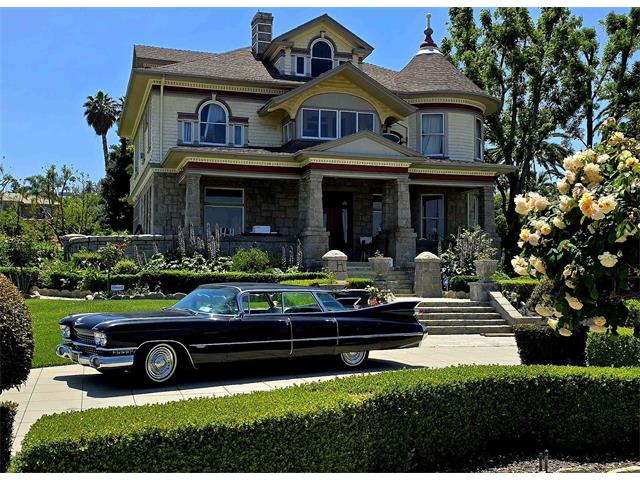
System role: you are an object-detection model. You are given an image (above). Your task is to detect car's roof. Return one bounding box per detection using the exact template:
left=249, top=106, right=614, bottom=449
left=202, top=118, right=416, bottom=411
left=197, top=283, right=330, bottom=293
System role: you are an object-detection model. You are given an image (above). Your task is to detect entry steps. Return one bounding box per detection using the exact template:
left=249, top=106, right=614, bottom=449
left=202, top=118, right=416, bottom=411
left=346, top=262, right=414, bottom=295
left=415, top=300, right=513, bottom=335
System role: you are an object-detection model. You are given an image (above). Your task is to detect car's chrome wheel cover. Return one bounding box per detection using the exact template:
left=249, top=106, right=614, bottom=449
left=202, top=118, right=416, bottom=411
left=145, top=344, right=176, bottom=382
left=341, top=351, right=366, bottom=367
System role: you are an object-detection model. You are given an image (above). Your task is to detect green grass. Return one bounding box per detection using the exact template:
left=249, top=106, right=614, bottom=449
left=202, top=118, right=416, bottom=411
left=26, top=299, right=175, bottom=368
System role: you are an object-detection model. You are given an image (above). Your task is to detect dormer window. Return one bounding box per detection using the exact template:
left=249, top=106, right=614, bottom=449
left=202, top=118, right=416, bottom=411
left=199, top=101, right=228, bottom=145
left=310, top=39, right=333, bottom=77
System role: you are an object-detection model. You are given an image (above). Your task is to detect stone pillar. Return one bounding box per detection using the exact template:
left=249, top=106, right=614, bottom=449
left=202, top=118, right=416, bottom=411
left=414, top=251, right=442, bottom=298
left=322, top=250, right=348, bottom=280
left=299, top=171, right=329, bottom=269
left=384, top=177, right=417, bottom=268
left=184, top=174, right=202, bottom=231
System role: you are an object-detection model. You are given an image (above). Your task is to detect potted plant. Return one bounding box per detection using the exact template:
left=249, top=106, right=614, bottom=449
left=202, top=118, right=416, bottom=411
left=368, top=250, right=391, bottom=278
left=474, top=252, right=499, bottom=283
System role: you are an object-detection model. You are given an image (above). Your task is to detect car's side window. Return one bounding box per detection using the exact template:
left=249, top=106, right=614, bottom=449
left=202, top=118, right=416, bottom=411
left=243, top=292, right=283, bottom=315
left=282, top=291, right=323, bottom=314
left=316, top=292, right=347, bottom=312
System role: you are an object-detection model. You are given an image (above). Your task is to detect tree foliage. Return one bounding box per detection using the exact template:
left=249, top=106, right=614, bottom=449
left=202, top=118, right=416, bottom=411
left=83, top=91, right=121, bottom=169
left=101, top=137, right=133, bottom=232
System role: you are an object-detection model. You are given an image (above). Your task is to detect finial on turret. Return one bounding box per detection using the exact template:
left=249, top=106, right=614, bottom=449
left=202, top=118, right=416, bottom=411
left=420, top=12, right=438, bottom=49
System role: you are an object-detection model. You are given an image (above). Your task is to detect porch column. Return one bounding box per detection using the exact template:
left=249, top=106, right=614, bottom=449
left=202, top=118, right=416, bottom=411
left=383, top=177, right=417, bottom=269
left=298, top=171, right=329, bottom=269
left=184, top=173, right=202, bottom=231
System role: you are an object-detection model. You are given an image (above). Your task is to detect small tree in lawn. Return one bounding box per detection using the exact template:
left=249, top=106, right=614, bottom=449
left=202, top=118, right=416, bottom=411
left=512, top=121, right=640, bottom=336
left=97, top=242, right=126, bottom=294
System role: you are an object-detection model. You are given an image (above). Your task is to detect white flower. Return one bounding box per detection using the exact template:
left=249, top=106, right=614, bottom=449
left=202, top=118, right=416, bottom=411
left=528, top=233, right=540, bottom=246
left=519, top=228, right=531, bottom=242
left=535, top=304, right=554, bottom=317
left=597, top=154, right=609, bottom=164
left=559, top=327, right=573, bottom=337
left=593, top=316, right=606, bottom=327
left=514, top=194, right=532, bottom=215
left=530, top=256, right=546, bottom=274
left=598, top=195, right=617, bottom=214
left=583, top=163, right=603, bottom=184
left=532, top=195, right=549, bottom=211
left=511, top=256, right=529, bottom=276
left=557, top=179, right=570, bottom=194
left=547, top=319, right=559, bottom=330
left=566, top=170, right=577, bottom=184
left=552, top=216, right=566, bottom=230
left=538, top=222, right=551, bottom=235
left=598, top=252, right=618, bottom=268
left=565, top=280, right=575, bottom=289
left=565, top=293, right=583, bottom=310
left=559, top=195, right=574, bottom=212
left=609, top=131, right=625, bottom=146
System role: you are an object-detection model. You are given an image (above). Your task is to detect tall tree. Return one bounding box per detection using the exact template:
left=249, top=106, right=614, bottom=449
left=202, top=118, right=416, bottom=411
left=101, top=137, right=133, bottom=232
left=570, top=8, right=640, bottom=147
left=83, top=91, right=120, bottom=169
left=441, top=7, right=588, bottom=260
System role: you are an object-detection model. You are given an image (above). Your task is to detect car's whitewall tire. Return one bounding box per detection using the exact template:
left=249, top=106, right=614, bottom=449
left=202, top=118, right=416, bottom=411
left=143, top=343, right=178, bottom=383
left=338, top=350, right=369, bottom=368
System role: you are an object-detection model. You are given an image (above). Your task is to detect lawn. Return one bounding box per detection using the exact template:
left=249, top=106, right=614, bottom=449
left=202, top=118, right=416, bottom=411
left=26, top=299, right=175, bottom=368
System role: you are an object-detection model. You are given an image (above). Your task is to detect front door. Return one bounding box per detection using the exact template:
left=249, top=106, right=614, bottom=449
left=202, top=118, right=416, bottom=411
left=323, top=192, right=353, bottom=255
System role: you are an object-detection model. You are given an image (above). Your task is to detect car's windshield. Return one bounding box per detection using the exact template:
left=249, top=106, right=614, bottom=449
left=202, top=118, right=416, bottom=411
left=172, top=287, right=239, bottom=315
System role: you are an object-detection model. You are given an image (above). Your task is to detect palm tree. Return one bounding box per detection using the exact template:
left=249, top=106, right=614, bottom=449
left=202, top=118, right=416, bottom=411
left=83, top=91, right=119, bottom=170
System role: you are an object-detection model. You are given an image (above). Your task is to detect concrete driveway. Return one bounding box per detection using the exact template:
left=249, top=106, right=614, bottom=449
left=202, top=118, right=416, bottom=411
left=2, top=334, right=519, bottom=454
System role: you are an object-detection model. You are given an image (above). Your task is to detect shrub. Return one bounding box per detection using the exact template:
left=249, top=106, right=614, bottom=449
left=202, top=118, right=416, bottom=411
left=46, top=269, right=85, bottom=291
left=71, top=251, right=102, bottom=269
left=0, top=267, right=40, bottom=293
left=279, top=278, right=336, bottom=287
left=586, top=328, right=640, bottom=367
left=10, top=366, right=640, bottom=472
left=496, top=278, right=539, bottom=305
left=514, top=324, right=587, bottom=366
left=0, top=274, right=34, bottom=392
left=440, top=226, right=498, bottom=278
left=82, top=274, right=140, bottom=292
left=626, top=299, right=640, bottom=331
left=526, top=279, right=555, bottom=313
left=0, top=401, right=17, bottom=472
left=112, top=259, right=138, bottom=275
left=232, top=248, right=270, bottom=273
left=448, top=275, right=479, bottom=292
left=346, top=277, right=374, bottom=289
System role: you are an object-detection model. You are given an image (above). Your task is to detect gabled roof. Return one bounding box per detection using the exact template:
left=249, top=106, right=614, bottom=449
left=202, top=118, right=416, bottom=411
left=257, top=62, right=416, bottom=121
left=299, top=130, right=423, bottom=158
left=263, top=14, right=374, bottom=59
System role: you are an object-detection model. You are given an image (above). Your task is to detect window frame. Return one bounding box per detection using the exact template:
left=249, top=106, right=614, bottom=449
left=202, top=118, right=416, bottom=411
left=203, top=186, right=245, bottom=235
left=474, top=117, right=483, bottom=161
left=301, top=107, right=339, bottom=140
left=420, top=112, right=446, bottom=158
left=420, top=193, right=445, bottom=241
left=310, top=38, right=334, bottom=77
left=198, top=101, right=229, bottom=146
left=294, top=55, right=306, bottom=76
left=181, top=121, right=194, bottom=145
left=467, top=192, right=479, bottom=227
left=233, top=124, right=244, bottom=147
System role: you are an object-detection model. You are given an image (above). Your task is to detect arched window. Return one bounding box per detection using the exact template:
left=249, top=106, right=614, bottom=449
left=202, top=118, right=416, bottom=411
left=199, top=101, right=228, bottom=145
left=311, top=39, right=333, bottom=77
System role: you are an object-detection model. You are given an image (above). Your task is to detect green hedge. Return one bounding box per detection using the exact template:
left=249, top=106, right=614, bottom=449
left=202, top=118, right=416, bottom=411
left=586, top=328, right=640, bottom=367
left=496, top=278, right=539, bottom=304
left=346, top=277, right=374, bottom=288
left=82, top=274, right=141, bottom=292
left=46, top=271, right=85, bottom=291
left=0, top=401, right=17, bottom=472
left=279, top=278, right=337, bottom=287
left=0, top=267, right=40, bottom=292
left=514, top=324, right=587, bottom=366
left=449, top=275, right=479, bottom=292
left=10, top=365, right=640, bottom=472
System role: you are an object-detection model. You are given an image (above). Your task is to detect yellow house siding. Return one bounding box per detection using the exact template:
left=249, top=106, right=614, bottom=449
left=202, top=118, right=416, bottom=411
left=290, top=23, right=354, bottom=54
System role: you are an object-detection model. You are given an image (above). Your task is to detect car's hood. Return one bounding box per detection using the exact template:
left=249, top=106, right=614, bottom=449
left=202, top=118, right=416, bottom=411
left=62, top=310, right=206, bottom=330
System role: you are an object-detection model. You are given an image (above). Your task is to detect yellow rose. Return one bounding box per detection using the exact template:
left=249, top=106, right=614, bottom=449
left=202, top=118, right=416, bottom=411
left=559, top=327, right=573, bottom=337
left=603, top=117, right=616, bottom=127
left=565, top=280, right=575, bottom=289
left=529, top=256, right=547, bottom=274
left=609, top=131, right=625, bottom=146
left=590, top=204, right=605, bottom=221
left=598, top=251, right=618, bottom=268
left=583, top=163, right=603, bottom=184
left=557, top=179, right=570, bottom=194
left=626, top=157, right=639, bottom=168
left=596, top=154, right=609, bottom=164
left=514, top=194, right=531, bottom=215
left=620, top=149, right=632, bottom=160
left=547, top=319, right=559, bottom=330
left=533, top=195, right=549, bottom=211
left=519, top=228, right=531, bottom=242
left=593, top=316, right=606, bottom=327
left=590, top=325, right=607, bottom=333
left=565, top=170, right=577, bottom=184
left=598, top=195, right=617, bottom=214
left=579, top=192, right=594, bottom=217
left=565, top=293, right=583, bottom=310
left=559, top=195, right=574, bottom=212
left=535, top=304, right=554, bottom=317
left=552, top=216, right=566, bottom=229
left=563, top=265, right=573, bottom=278
left=528, top=233, right=540, bottom=246
left=539, top=223, right=551, bottom=235
left=511, top=256, right=529, bottom=276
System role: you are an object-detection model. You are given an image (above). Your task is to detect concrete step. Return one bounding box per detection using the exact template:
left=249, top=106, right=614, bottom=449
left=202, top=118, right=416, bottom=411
left=425, top=325, right=513, bottom=335
left=418, top=301, right=491, bottom=308
left=416, top=312, right=503, bottom=320
left=415, top=306, right=496, bottom=313
left=419, top=318, right=508, bottom=326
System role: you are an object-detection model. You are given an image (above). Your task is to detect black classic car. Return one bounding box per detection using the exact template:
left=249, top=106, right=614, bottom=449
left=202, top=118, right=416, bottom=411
left=56, top=284, right=426, bottom=384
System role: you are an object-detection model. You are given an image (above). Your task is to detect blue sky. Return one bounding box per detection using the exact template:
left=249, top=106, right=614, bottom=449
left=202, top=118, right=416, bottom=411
left=0, top=7, right=630, bottom=182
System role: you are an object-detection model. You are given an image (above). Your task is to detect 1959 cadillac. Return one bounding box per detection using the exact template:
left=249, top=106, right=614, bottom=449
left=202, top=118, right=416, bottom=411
left=56, top=283, right=426, bottom=384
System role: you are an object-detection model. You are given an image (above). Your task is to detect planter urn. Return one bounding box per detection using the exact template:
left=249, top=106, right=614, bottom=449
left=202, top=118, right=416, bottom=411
left=474, top=259, right=499, bottom=283
left=368, top=256, right=391, bottom=278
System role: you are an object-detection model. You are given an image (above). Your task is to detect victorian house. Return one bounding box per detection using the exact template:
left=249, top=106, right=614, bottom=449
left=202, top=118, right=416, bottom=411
left=119, top=12, right=512, bottom=268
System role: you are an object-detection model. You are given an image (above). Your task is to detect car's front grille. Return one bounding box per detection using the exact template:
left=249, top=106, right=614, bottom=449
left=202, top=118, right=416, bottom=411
left=73, top=330, right=97, bottom=355
left=75, top=331, right=95, bottom=345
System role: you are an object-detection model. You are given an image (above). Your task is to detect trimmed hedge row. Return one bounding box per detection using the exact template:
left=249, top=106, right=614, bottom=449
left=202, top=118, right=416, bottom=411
left=586, top=328, right=640, bottom=367
left=496, top=278, right=539, bottom=303
left=346, top=277, right=374, bottom=288
left=514, top=324, right=588, bottom=366
left=279, top=279, right=337, bottom=287
left=0, top=401, right=17, bottom=472
left=10, top=365, right=640, bottom=472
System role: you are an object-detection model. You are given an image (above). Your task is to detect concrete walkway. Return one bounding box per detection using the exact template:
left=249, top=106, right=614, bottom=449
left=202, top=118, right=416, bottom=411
left=2, top=334, right=519, bottom=454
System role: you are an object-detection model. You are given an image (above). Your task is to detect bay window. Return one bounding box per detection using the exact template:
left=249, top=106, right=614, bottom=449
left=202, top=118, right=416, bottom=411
left=302, top=108, right=376, bottom=139
left=421, top=194, right=445, bottom=241
left=204, top=188, right=244, bottom=236
left=421, top=113, right=445, bottom=157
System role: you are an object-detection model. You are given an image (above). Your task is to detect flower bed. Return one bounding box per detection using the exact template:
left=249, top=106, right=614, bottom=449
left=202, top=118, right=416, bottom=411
left=10, top=365, right=640, bottom=472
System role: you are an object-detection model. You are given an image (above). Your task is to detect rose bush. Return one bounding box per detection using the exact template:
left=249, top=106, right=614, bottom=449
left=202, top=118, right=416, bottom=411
left=511, top=123, right=640, bottom=335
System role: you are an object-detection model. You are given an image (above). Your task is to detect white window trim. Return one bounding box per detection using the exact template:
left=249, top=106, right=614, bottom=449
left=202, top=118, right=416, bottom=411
left=181, top=121, right=194, bottom=145
left=474, top=117, right=483, bottom=161
left=204, top=187, right=245, bottom=235
left=294, top=55, right=307, bottom=76
left=300, top=107, right=339, bottom=140
left=420, top=193, right=445, bottom=240
left=198, top=101, right=229, bottom=146
left=467, top=192, right=479, bottom=227
left=420, top=112, right=446, bottom=158
left=310, top=38, right=334, bottom=77
left=232, top=124, right=245, bottom=147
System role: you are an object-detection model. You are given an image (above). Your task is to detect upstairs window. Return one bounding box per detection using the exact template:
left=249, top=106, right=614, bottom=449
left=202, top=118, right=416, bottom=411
left=199, top=102, right=228, bottom=145
left=295, top=56, right=306, bottom=76
left=340, top=111, right=375, bottom=137
left=475, top=118, right=483, bottom=161
left=421, top=113, right=445, bottom=157
left=311, top=39, right=333, bottom=77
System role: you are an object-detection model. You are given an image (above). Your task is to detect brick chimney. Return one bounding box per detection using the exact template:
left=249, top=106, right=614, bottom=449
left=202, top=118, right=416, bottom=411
left=251, top=12, right=273, bottom=59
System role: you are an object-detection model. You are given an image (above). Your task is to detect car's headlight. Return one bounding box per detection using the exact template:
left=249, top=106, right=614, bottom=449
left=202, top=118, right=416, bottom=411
left=60, top=325, right=71, bottom=339
left=94, top=332, right=107, bottom=347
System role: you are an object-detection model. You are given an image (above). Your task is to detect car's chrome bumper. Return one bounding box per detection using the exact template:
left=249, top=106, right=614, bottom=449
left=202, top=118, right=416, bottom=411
left=56, top=344, right=134, bottom=371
